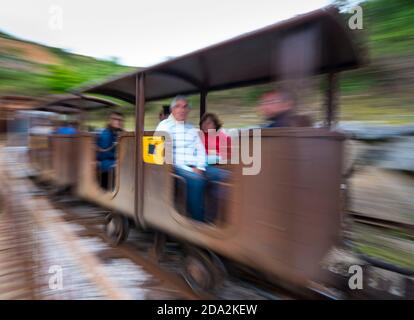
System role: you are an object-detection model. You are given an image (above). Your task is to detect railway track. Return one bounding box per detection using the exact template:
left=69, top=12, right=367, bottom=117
left=0, top=187, right=37, bottom=299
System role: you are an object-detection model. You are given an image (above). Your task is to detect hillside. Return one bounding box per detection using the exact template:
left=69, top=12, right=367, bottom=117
left=0, top=31, right=133, bottom=97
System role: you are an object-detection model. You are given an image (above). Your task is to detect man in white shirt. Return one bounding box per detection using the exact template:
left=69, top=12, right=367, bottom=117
left=155, top=95, right=229, bottom=222
left=156, top=96, right=206, bottom=173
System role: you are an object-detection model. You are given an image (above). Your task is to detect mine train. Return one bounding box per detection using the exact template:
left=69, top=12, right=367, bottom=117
left=27, top=6, right=362, bottom=294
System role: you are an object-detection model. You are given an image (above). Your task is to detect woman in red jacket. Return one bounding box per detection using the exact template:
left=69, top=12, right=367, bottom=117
left=199, top=113, right=232, bottom=164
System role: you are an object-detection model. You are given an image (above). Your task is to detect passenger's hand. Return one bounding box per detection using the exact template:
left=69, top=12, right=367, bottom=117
left=192, top=168, right=203, bottom=175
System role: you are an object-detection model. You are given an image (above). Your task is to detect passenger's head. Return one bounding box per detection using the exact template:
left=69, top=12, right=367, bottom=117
left=108, top=111, right=124, bottom=130
left=170, top=95, right=190, bottom=122
left=159, top=105, right=171, bottom=121
left=200, top=113, right=222, bottom=133
left=257, top=90, right=294, bottom=119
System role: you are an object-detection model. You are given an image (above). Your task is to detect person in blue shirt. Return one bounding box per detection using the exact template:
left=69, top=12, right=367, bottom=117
left=54, top=120, right=78, bottom=135
left=96, top=111, right=124, bottom=190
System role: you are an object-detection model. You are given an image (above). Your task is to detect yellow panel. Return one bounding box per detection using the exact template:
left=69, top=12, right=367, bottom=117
left=142, top=136, right=164, bottom=165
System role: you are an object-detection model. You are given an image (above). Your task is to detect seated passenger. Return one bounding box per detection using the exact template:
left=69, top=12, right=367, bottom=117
left=257, top=90, right=294, bottom=128
left=199, top=113, right=231, bottom=164
left=158, top=105, right=171, bottom=122
left=155, top=96, right=229, bottom=223
left=96, top=111, right=124, bottom=190
left=54, top=120, right=78, bottom=135
left=290, top=114, right=313, bottom=127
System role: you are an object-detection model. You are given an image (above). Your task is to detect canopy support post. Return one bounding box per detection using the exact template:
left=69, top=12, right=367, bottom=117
left=135, top=73, right=145, bottom=228
left=200, top=90, right=207, bottom=120
left=325, top=72, right=338, bottom=129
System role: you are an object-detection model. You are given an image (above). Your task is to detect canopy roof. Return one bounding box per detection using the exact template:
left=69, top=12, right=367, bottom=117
left=36, top=94, right=116, bottom=114
left=0, top=96, right=43, bottom=111
left=77, top=6, right=361, bottom=103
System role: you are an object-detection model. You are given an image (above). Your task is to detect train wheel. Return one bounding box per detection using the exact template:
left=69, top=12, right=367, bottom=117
left=104, top=213, right=129, bottom=245
left=148, top=232, right=166, bottom=263
left=208, top=250, right=227, bottom=285
left=182, top=247, right=226, bottom=295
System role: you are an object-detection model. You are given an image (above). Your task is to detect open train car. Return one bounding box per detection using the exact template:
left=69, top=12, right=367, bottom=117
left=28, top=94, right=116, bottom=188
left=76, top=130, right=136, bottom=217
left=72, top=6, right=362, bottom=292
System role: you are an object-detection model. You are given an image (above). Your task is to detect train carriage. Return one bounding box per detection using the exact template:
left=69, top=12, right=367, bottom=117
left=29, top=94, right=116, bottom=188
left=31, top=6, right=362, bottom=293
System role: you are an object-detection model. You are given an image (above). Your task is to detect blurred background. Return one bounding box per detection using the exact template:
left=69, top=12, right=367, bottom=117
left=0, top=0, right=413, bottom=300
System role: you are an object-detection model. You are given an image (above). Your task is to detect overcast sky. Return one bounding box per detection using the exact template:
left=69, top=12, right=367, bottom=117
left=0, top=0, right=332, bottom=67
